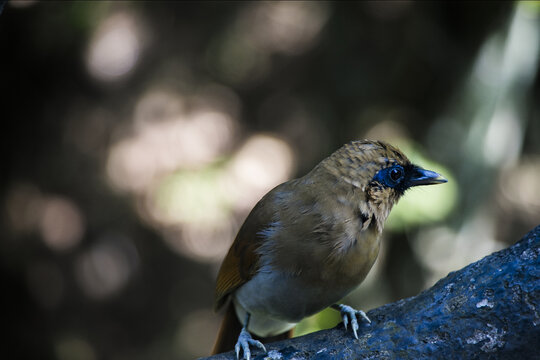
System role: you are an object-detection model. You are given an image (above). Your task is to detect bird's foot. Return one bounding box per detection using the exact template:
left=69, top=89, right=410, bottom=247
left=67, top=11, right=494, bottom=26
left=235, top=327, right=267, bottom=360
left=333, top=304, right=371, bottom=339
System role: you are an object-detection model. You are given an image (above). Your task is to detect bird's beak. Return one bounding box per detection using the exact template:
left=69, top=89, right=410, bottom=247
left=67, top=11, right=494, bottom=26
left=407, top=166, right=448, bottom=187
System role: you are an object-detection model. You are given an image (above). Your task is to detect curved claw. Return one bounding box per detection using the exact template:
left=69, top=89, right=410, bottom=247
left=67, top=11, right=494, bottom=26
left=334, top=304, right=371, bottom=340
left=235, top=327, right=267, bottom=360
left=350, top=312, right=359, bottom=339
left=357, top=309, right=371, bottom=324
left=249, top=338, right=267, bottom=352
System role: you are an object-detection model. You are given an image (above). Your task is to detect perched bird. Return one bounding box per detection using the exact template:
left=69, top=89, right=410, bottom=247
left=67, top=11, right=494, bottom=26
left=212, top=140, right=447, bottom=359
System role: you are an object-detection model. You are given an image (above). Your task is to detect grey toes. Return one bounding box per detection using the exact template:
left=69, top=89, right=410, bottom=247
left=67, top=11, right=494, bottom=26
left=235, top=328, right=267, bottom=360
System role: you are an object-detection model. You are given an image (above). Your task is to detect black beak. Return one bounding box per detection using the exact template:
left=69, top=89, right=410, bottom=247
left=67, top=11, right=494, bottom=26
left=407, top=165, right=447, bottom=187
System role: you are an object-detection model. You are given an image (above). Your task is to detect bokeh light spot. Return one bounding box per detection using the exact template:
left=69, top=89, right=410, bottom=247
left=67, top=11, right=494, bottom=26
left=499, top=157, right=540, bottom=222
left=208, top=1, right=329, bottom=85
left=39, top=196, right=85, bottom=252
left=86, top=13, right=141, bottom=81
left=107, top=89, right=237, bottom=193
left=75, top=234, right=139, bottom=299
left=153, top=168, right=229, bottom=225
left=414, top=217, right=504, bottom=288
left=224, top=134, right=295, bottom=211
left=8, top=0, right=37, bottom=9
left=248, top=1, right=331, bottom=55
left=147, top=167, right=236, bottom=262
left=483, top=108, right=522, bottom=167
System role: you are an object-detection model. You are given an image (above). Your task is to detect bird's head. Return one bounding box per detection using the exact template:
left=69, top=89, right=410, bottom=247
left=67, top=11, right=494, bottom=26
left=319, top=140, right=447, bottom=231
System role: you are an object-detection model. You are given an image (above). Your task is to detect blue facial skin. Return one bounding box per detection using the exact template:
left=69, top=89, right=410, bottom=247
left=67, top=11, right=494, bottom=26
left=372, top=164, right=447, bottom=195
left=373, top=165, right=406, bottom=188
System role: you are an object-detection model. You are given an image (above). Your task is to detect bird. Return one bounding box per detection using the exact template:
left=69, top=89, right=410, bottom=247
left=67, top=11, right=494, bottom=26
left=211, top=139, right=447, bottom=359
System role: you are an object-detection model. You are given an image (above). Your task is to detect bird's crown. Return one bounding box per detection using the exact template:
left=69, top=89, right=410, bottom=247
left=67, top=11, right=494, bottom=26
left=319, top=140, right=411, bottom=191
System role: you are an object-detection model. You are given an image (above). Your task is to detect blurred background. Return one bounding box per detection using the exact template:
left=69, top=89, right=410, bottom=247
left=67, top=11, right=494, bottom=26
left=1, top=1, right=539, bottom=359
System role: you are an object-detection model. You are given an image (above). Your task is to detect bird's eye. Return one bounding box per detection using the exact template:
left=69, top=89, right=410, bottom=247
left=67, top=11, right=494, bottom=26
left=372, top=164, right=405, bottom=188
left=390, top=167, right=403, bottom=182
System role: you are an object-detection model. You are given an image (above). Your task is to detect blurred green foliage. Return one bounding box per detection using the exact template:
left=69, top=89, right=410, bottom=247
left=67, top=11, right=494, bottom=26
left=156, top=167, right=230, bottom=224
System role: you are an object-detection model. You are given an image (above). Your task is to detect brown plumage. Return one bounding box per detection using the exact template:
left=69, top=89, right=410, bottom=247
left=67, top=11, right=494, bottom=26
left=212, top=140, right=446, bottom=358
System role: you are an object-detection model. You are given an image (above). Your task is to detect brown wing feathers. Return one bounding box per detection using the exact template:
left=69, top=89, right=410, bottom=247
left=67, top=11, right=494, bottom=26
left=213, top=232, right=261, bottom=311
left=213, top=195, right=276, bottom=311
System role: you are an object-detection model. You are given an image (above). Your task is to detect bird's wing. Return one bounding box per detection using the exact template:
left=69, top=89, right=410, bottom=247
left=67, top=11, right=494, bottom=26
left=213, top=189, right=278, bottom=311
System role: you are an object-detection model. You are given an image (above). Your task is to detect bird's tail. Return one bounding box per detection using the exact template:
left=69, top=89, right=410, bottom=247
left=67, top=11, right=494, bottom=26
left=211, top=302, right=293, bottom=355
left=212, top=302, right=243, bottom=355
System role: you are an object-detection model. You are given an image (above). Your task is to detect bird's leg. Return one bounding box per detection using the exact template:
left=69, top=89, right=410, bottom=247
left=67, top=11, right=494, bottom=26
left=332, top=304, right=371, bottom=339
left=235, top=313, right=267, bottom=360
